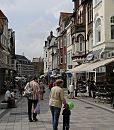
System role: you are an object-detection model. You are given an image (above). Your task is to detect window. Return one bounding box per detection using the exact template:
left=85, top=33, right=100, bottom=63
left=60, top=39, right=63, bottom=48
left=111, top=16, right=114, bottom=23
left=110, top=16, right=114, bottom=39
left=79, top=35, right=84, bottom=52
left=60, top=55, right=63, bottom=64
left=64, top=54, right=67, bottom=63
left=95, top=18, right=101, bottom=43
left=80, top=43, right=82, bottom=51
left=46, top=62, right=47, bottom=68
left=88, top=33, right=93, bottom=50
left=77, top=11, right=83, bottom=24
left=64, top=36, right=67, bottom=46
left=88, top=4, right=93, bottom=24
left=46, top=51, right=47, bottom=57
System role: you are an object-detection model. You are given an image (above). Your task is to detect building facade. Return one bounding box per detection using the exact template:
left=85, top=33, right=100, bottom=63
left=0, top=10, right=16, bottom=93
left=44, top=31, right=58, bottom=75
left=57, top=12, right=72, bottom=73
left=32, top=57, right=44, bottom=77
left=71, top=0, right=87, bottom=65
left=15, top=54, right=34, bottom=78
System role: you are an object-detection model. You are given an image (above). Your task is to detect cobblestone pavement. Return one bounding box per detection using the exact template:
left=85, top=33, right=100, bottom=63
left=0, top=88, right=114, bottom=130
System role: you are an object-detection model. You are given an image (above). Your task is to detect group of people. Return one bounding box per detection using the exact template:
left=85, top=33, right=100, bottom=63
left=24, top=77, right=71, bottom=130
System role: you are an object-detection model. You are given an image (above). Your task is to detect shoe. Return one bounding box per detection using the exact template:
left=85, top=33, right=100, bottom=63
left=29, top=119, right=33, bottom=122
left=33, top=118, right=38, bottom=122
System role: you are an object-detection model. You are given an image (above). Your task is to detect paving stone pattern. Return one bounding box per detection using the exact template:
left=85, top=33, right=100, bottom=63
left=0, top=88, right=114, bottom=130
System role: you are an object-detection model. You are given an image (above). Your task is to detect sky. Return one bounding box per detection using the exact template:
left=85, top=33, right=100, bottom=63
left=0, top=0, right=73, bottom=60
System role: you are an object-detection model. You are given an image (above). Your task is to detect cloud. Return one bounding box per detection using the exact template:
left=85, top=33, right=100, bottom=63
left=46, top=0, right=73, bottom=18
left=16, top=38, right=44, bottom=60
left=0, top=0, right=73, bottom=60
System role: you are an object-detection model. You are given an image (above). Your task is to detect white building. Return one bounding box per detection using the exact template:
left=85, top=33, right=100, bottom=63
left=43, top=31, right=58, bottom=75
left=93, top=0, right=114, bottom=59
left=43, top=41, right=49, bottom=74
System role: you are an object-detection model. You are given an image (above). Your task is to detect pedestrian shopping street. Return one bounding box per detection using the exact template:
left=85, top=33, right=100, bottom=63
left=0, top=88, right=114, bottom=130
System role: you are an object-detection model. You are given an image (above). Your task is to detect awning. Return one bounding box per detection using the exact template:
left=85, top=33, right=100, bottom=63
left=69, top=63, right=90, bottom=73
left=69, top=58, right=114, bottom=73
left=85, top=58, right=114, bottom=71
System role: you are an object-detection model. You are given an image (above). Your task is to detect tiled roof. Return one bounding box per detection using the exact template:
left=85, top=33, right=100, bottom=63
left=15, top=54, right=29, bottom=61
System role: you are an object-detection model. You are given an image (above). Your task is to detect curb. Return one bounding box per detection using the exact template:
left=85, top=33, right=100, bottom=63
left=0, top=97, right=22, bottom=119
left=76, top=98, right=114, bottom=113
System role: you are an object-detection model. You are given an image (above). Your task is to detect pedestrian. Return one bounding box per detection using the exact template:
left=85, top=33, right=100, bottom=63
left=86, top=79, right=91, bottom=96
left=49, top=79, right=66, bottom=130
left=90, top=79, right=96, bottom=98
left=68, top=83, right=75, bottom=99
left=5, top=89, right=15, bottom=108
left=39, top=82, right=45, bottom=100
left=24, top=76, right=40, bottom=122
left=62, top=104, right=71, bottom=130
left=48, top=80, right=54, bottom=91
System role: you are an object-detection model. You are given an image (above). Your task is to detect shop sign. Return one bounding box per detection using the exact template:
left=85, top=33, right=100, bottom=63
left=87, top=53, right=94, bottom=61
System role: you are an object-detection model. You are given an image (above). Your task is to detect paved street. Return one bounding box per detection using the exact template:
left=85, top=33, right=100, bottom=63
left=0, top=88, right=114, bottom=130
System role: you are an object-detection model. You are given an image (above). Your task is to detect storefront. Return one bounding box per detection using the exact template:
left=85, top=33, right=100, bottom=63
left=69, top=58, right=114, bottom=84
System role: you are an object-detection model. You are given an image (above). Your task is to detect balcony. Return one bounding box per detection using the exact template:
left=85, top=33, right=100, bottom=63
left=71, top=24, right=85, bottom=35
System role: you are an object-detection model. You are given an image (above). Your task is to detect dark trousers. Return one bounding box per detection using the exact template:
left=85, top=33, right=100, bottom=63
left=75, top=89, right=78, bottom=97
left=63, top=120, right=69, bottom=130
left=28, top=99, right=38, bottom=120
left=63, top=124, right=69, bottom=130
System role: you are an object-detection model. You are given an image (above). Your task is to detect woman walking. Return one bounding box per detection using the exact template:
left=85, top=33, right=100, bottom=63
left=49, top=79, right=66, bottom=130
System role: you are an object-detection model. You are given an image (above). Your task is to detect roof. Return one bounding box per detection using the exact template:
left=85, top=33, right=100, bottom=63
left=59, top=12, right=73, bottom=25
left=15, top=54, right=29, bottom=61
left=0, top=10, right=8, bottom=34
left=0, top=10, right=7, bottom=18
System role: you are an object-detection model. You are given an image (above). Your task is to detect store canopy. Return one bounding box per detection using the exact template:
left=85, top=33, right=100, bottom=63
left=85, top=58, right=114, bottom=71
left=69, top=63, right=90, bottom=73
left=69, top=58, right=114, bottom=73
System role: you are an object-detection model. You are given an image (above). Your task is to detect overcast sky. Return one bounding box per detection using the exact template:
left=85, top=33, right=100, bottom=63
left=0, top=0, right=73, bottom=60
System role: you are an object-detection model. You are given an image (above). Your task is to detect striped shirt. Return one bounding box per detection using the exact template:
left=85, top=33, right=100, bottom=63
left=25, top=80, right=40, bottom=100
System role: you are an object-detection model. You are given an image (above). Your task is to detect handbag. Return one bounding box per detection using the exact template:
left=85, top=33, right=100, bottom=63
left=23, top=82, right=33, bottom=98
left=23, top=89, right=33, bottom=98
left=34, top=102, right=40, bottom=114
